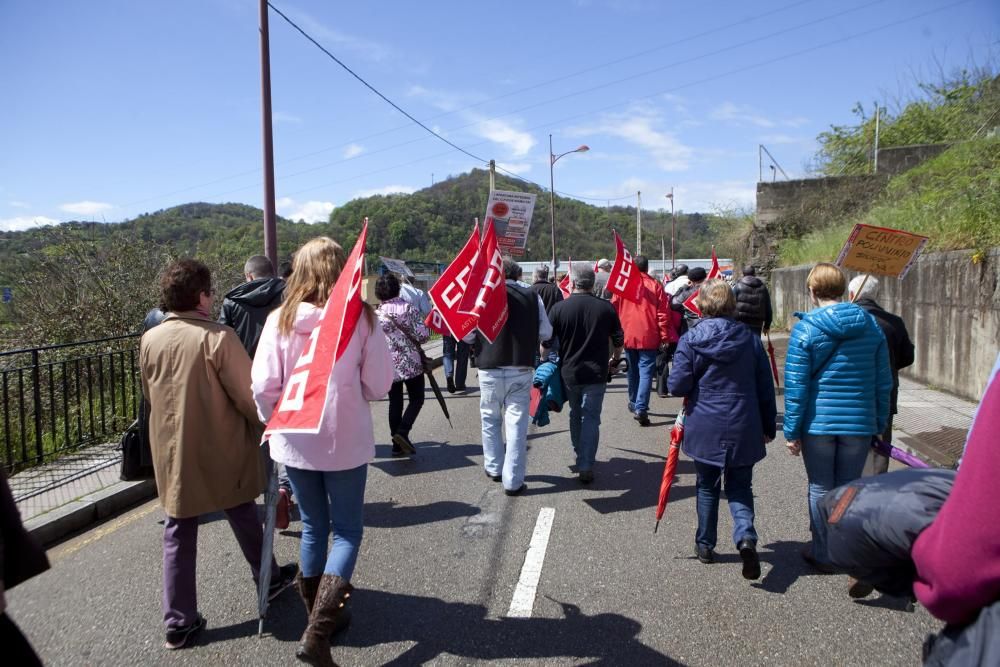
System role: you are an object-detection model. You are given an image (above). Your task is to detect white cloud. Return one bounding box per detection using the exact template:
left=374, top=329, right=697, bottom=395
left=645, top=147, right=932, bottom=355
left=281, top=8, right=391, bottom=62
left=473, top=118, right=536, bottom=157
left=572, top=105, right=693, bottom=171
left=343, top=144, right=365, bottom=159
left=273, top=111, right=302, bottom=124
left=495, top=162, right=533, bottom=176
left=276, top=197, right=335, bottom=223
left=8, top=200, right=30, bottom=209
left=0, top=215, right=60, bottom=232
left=59, top=200, right=113, bottom=216
left=710, top=102, right=776, bottom=128
left=352, top=185, right=417, bottom=199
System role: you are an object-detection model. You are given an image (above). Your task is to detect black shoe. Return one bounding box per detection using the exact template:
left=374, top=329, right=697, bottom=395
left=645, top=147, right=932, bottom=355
left=695, top=545, right=715, bottom=564
left=391, top=446, right=404, bottom=457
left=848, top=577, right=875, bottom=599
left=738, top=539, right=761, bottom=580
left=392, top=433, right=416, bottom=454
left=579, top=470, right=594, bottom=484
left=634, top=411, right=650, bottom=426
left=485, top=470, right=501, bottom=482
left=800, top=547, right=836, bottom=574
left=164, top=614, right=206, bottom=650
left=446, top=376, right=456, bottom=393
left=455, top=385, right=467, bottom=392
left=268, top=563, right=299, bottom=601
left=504, top=484, right=526, bottom=496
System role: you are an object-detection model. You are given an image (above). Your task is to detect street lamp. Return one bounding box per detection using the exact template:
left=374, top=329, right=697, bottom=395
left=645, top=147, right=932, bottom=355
left=665, top=189, right=675, bottom=269
left=549, top=134, right=589, bottom=271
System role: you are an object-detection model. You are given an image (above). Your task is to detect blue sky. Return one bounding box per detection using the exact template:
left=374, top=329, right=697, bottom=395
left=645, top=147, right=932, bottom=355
left=1, top=0, right=996, bottom=231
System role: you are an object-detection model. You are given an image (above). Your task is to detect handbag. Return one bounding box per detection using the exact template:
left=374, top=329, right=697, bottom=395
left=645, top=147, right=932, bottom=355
left=120, top=418, right=154, bottom=481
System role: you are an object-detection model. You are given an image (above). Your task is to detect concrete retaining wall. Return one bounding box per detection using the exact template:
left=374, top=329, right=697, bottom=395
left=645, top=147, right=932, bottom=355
left=770, top=248, right=1000, bottom=402
left=876, top=143, right=950, bottom=177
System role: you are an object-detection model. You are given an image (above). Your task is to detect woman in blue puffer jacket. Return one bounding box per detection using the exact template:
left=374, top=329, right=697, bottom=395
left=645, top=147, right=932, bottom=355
left=669, top=280, right=777, bottom=580
left=783, top=263, right=892, bottom=575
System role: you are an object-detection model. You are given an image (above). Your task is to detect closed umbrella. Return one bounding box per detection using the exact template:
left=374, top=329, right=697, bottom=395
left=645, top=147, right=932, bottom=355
left=871, top=437, right=929, bottom=469
left=654, top=402, right=686, bottom=533
left=765, top=333, right=780, bottom=387
left=257, top=458, right=280, bottom=636
left=425, top=364, right=453, bottom=428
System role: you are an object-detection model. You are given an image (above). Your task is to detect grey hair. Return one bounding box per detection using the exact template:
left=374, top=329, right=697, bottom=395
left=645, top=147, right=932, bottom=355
left=571, top=264, right=595, bottom=291
left=849, top=274, right=879, bottom=300
left=533, top=265, right=550, bottom=281
left=503, top=258, right=521, bottom=280
left=244, top=255, right=274, bottom=278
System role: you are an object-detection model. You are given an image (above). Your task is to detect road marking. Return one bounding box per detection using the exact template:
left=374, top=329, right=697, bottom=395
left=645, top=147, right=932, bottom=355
left=50, top=501, right=159, bottom=562
left=506, top=507, right=555, bottom=618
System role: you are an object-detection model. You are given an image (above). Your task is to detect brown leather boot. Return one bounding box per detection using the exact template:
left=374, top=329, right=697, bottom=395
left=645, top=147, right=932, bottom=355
left=296, top=574, right=353, bottom=667
left=296, top=573, right=321, bottom=614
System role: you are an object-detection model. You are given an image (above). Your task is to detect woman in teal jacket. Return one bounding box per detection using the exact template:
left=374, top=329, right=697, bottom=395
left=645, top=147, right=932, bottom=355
left=783, top=263, right=892, bottom=574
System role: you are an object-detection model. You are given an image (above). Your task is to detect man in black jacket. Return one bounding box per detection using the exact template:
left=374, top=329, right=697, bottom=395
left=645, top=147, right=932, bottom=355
left=732, top=266, right=773, bottom=337
left=849, top=274, right=916, bottom=475
left=529, top=265, right=563, bottom=313
left=547, top=264, right=624, bottom=483
left=219, top=255, right=285, bottom=358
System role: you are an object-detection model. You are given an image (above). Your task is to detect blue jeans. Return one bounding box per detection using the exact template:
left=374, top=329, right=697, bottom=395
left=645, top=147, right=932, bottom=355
left=800, top=434, right=871, bottom=563
left=564, top=382, right=606, bottom=472
left=285, top=464, right=368, bottom=580
left=442, top=336, right=470, bottom=387
left=625, top=348, right=658, bottom=414
left=693, top=461, right=757, bottom=550
left=478, top=368, right=532, bottom=490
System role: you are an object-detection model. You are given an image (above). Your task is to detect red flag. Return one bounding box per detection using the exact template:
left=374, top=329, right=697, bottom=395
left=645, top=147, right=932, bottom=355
left=682, top=289, right=702, bottom=317
left=428, top=222, right=481, bottom=340
left=424, top=309, right=449, bottom=335
left=558, top=259, right=572, bottom=299
left=465, top=219, right=508, bottom=343
left=607, top=231, right=642, bottom=303
left=265, top=221, right=368, bottom=436
left=707, top=246, right=721, bottom=280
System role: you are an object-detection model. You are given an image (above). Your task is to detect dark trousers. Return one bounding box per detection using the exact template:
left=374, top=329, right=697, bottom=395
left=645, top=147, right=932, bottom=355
left=388, top=374, right=425, bottom=439
left=443, top=336, right=470, bottom=388
left=162, top=500, right=278, bottom=630
left=693, top=461, right=757, bottom=550
left=0, top=614, right=42, bottom=667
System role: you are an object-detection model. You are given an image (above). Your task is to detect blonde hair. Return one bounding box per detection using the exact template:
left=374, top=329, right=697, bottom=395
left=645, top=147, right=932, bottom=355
left=278, top=237, right=376, bottom=336
left=806, top=262, right=846, bottom=301
left=695, top=279, right=736, bottom=318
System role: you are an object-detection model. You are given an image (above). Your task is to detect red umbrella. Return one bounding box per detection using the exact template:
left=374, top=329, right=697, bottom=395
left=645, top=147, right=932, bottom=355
left=654, top=402, right=686, bottom=533
left=765, top=332, right=780, bottom=387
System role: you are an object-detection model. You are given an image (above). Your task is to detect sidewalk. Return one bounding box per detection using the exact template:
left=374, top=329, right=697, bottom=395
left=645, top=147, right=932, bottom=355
left=768, top=333, right=972, bottom=468
left=16, top=339, right=446, bottom=544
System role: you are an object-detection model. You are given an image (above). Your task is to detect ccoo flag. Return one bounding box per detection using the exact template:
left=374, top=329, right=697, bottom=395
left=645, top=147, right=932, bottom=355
left=428, top=222, right=482, bottom=340
left=558, top=259, right=572, bottom=299
left=607, top=231, right=642, bottom=303
left=465, top=219, right=508, bottom=343
left=707, top=246, right=722, bottom=280
left=264, top=220, right=369, bottom=436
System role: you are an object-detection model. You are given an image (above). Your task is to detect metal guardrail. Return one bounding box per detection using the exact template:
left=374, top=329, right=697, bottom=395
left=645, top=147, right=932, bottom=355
left=1, top=334, right=141, bottom=487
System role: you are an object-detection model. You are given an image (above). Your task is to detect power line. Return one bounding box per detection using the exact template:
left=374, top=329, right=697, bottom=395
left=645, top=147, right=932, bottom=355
left=266, top=1, right=490, bottom=168
left=257, top=0, right=972, bottom=204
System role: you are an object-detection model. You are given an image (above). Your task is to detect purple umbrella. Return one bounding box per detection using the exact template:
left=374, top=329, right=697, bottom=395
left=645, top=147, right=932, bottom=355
left=872, top=438, right=929, bottom=469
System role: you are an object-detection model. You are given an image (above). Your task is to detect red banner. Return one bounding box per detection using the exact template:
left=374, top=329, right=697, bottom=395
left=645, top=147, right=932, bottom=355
left=558, top=259, right=572, bottom=299
left=707, top=246, right=721, bottom=280
left=683, top=289, right=702, bottom=317
left=607, top=231, right=642, bottom=303
left=428, top=222, right=481, bottom=340
left=265, top=221, right=368, bottom=436
left=424, top=309, right=450, bottom=335
left=464, top=219, right=508, bottom=343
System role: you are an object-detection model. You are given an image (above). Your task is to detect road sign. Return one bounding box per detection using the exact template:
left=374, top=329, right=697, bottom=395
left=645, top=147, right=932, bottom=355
left=485, top=190, right=536, bottom=256
left=835, top=224, right=929, bottom=279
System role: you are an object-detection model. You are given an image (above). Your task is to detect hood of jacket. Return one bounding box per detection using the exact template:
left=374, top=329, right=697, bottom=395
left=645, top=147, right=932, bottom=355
left=288, top=301, right=323, bottom=335
left=684, top=317, right=753, bottom=364
left=224, top=277, right=285, bottom=308
left=739, top=275, right=764, bottom=289
left=797, top=302, right=872, bottom=341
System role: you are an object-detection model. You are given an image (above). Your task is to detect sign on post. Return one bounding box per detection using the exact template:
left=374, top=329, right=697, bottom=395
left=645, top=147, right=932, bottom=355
left=835, top=224, right=930, bottom=279
left=485, top=190, right=536, bottom=256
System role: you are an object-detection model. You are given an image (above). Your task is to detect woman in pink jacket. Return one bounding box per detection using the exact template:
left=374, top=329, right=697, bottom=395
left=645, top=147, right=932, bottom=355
left=252, top=237, right=393, bottom=667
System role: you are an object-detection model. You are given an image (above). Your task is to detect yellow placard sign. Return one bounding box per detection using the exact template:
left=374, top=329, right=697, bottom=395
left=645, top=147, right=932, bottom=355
left=835, top=224, right=930, bottom=279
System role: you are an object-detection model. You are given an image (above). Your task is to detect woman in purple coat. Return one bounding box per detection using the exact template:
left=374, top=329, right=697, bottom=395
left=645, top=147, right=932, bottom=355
left=668, top=280, right=777, bottom=580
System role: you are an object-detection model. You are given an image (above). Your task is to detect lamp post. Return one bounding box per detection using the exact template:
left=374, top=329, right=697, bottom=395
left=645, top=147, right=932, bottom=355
left=665, top=189, right=675, bottom=269
left=549, top=134, right=589, bottom=271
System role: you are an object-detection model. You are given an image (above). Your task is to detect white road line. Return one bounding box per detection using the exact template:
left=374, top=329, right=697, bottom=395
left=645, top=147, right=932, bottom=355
left=506, top=507, right=556, bottom=618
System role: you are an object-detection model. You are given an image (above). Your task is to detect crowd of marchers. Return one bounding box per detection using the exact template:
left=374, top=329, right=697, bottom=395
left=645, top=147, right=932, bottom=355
left=3, top=236, right=997, bottom=666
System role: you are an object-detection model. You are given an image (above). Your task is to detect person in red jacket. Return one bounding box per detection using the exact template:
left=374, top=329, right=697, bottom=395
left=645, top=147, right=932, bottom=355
left=611, top=255, right=674, bottom=426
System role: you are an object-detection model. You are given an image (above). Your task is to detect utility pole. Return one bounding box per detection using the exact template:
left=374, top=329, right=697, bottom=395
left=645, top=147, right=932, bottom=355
left=489, top=159, right=496, bottom=191
left=873, top=102, right=881, bottom=174
left=259, top=0, right=277, bottom=271
left=636, top=191, right=642, bottom=255
left=666, top=188, right=675, bottom=268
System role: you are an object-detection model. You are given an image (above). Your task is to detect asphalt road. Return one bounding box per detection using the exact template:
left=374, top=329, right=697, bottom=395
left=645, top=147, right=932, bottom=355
left=9, top=367, right=939, bottom=666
